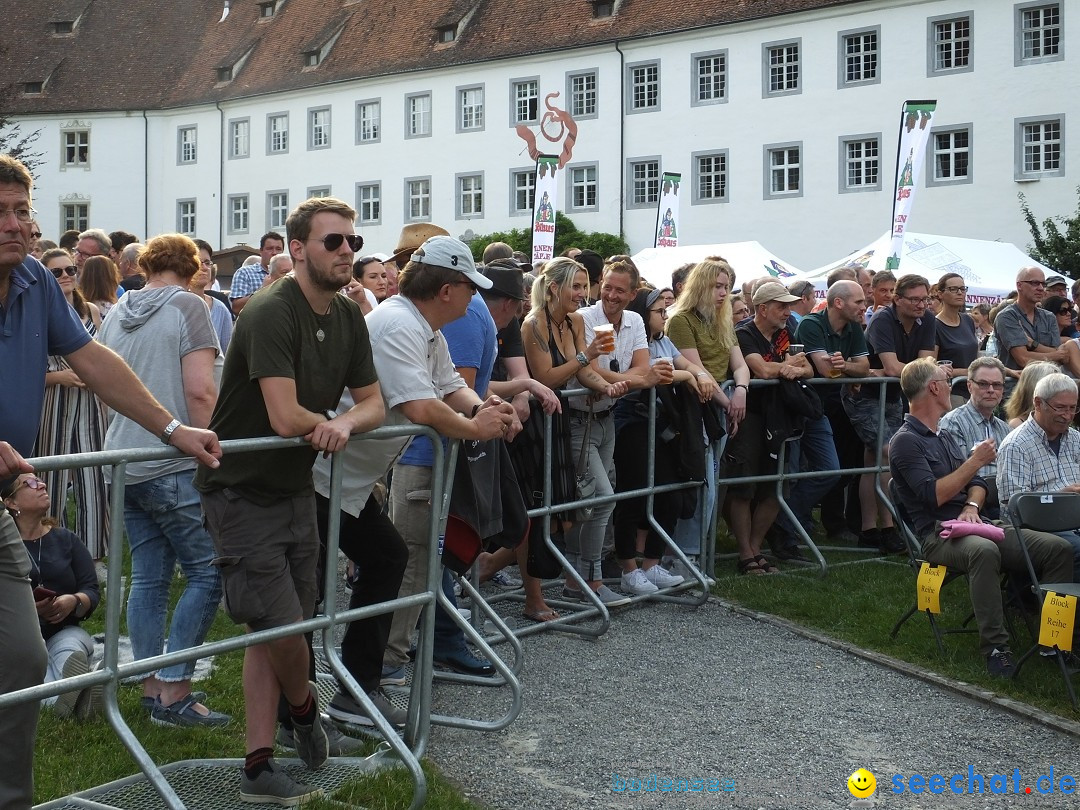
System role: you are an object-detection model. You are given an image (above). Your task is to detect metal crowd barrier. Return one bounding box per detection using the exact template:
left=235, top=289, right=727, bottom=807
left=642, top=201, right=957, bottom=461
left=0, top=423, right=520, bottom=810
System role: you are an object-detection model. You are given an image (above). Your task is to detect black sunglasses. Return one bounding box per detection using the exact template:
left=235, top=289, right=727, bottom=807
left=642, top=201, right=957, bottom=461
left=30, top=231, right=42, bottom=239
left=50, top=265, right=78, bottom=278
left=309, top=233, right=363, bottom=252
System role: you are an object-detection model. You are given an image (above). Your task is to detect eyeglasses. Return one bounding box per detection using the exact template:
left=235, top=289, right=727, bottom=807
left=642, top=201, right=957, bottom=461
left=8, top=477, right=46, bottom=497
left=450, top=280, right=478, bottom=294
left=1019, top=280, right=1046, bottom=288
left=30, top=231, right=42, bottom=239
left=648, top=308, right=668, bottom=317
left=0, top=207, right=36, bottom=224
left=943, top=285, right=968, bottom=294
left=970, top=380, right=1004, bottom=391
left=1041, top=401, right=1080, bottom=416
left=900, top=296, right=930, bottom=305
left=50, top=266, right=78, bottom=278
left=308, top=233, right=364, bottom=252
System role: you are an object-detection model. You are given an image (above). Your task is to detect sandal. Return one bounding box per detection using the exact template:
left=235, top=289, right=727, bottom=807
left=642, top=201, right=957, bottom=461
left=754, top=555, right=780, bottom=575
left=522, top=608, right=560, bottom=623
left=737, top=558, right=765, bottom=576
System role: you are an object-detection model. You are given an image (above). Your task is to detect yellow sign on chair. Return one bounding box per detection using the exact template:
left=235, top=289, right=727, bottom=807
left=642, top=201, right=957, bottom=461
left=917, top=563, right=945, bottom=614
left=1038, top=592, right=1077, bottom=651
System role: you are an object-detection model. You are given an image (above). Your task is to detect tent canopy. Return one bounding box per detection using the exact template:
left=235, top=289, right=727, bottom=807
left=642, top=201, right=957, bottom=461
left=632, top=242, right=802, bottom=292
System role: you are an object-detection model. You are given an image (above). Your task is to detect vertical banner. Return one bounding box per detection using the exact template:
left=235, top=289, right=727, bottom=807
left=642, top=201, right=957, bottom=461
left=531, top=155, right=559, bottom=264
left=654, top=172, right=681, bottom=248
left=886, top=99, right=937, bottom=270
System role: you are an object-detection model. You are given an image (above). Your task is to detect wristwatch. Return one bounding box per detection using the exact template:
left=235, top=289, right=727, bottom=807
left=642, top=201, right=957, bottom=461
left=160, top=418, right=182, bottom=445
left=576, top=351, right=589, bottom=368
left=322, top=409, right=336, bottom=421
left=965, top=501, right=981, bottom=512
left=71, top=594, right=84, bottom=618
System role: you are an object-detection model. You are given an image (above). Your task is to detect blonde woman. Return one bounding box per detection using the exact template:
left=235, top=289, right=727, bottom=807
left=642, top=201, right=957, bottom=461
left=1004, top=360, right=1059, bottom=427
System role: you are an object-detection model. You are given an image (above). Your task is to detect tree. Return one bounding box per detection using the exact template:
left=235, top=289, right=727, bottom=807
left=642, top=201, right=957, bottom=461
left=1018, top=187, right=1080, bottom=276
left=468, top=212, right=629, bottom=263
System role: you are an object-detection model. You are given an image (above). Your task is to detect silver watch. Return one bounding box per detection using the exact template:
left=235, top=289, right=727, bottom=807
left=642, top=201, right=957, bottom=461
left=576, top=351, right=589, bottom=368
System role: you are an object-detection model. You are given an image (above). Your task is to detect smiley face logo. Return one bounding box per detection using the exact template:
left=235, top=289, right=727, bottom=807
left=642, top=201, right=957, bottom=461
left=847, top=768, right=877, bottom=799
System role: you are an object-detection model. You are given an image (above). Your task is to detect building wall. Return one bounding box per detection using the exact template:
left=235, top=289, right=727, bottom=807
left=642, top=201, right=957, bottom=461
left=17, top=0, right=1078, bottom=270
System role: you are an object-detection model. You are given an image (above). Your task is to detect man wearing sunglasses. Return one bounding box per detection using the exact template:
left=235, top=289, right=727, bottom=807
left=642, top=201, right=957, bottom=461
left=195, top=196, right=384, bottom=805
left=994, top=266, right=1068, bottom=395
left=0, top=154, right=223, bottom=810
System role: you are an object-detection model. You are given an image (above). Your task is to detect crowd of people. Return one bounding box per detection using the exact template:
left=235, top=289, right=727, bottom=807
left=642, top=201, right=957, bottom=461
left=4, top=145, right=1080, bottom=806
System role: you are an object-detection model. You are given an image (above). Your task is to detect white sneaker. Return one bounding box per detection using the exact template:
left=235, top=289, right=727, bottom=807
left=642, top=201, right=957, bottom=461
left=642, top=565, right=684, bottom=588
left=619, top=568, right=659, bottom=595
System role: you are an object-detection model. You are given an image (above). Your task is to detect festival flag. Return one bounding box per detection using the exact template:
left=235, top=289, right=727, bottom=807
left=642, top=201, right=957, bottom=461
left=531, top=155, right=559, bottom=264
left=654, top=172, right=681, bottom=248
left=886, top=99, right=937, bottom=270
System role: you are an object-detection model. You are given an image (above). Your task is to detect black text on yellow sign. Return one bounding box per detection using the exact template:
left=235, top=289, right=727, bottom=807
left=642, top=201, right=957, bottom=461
left=917, top=563, right=945, bottom=614
left=1038, top=592, right=1077, bottom=651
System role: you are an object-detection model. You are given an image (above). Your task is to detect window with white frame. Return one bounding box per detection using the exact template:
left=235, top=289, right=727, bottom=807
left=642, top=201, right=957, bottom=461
left=1017, top=117, right=1064, bottom=178
left=628, top=159, right=660, bottom=207
left=356, top=100, right=380, bottom=143
left=694, top=152, right=728, bottom=203
left=511, top=170, right=536, bottom=215
left=929, top=14, right=972, bottom=73
left=356, top=183, right=381, bottom=224
left=229, top=195, right=249, bottom=233
left=268, top=114, right=289, bottom=154
left=178, top=126, right=197, bottom=164
left=511, top=79, right=539, bottom=124
left=1017, top=3, right=1062, bottom=63
left=930, top=128, right=971, bottom=185
left=764, top=41, right=801, bottom=95
left=458, top=86, right=484, bottom=132
left=629, top=62, right=660, bottom=111
left=267, top=191, right=289, bottom=229
left=406, top=178, right=431, bottom=221
left=765, top=144, right=802, bottom=197
left=457, top=174, right=483, bottom=218
left=407, top=93, right=431, bottom=137
left=229, top=119, right=250, bottom=159
left=177, top=200, right=196, bottom=235
left=840, top=29, right=879, bottom=85
left=569, top=164, right=598, bottom=211
left=308, top=186, right=331, bottom=198
left=569, top=71, right=597, bottom=117
left=692, top=52, right=726, bottom=105
left=62, top=130, right=89, bottom=167
left=840, top=136, right=880, bottom=192
left=308, top=107, right=330, bottom=149
left=62, top=203, right=89, bottom=232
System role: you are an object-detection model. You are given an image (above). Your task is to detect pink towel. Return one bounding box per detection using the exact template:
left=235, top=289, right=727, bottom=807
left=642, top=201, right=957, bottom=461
left=939, top=520, right=1005, bottom=543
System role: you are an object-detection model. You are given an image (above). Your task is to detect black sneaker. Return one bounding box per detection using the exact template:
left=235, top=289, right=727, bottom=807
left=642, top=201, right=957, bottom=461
left=986, top=647, right=1016, bottom=679
left=857, top=528, right=882, bottom=552
left=879, top=527, right=906, bottom=555
left=276, top=723, right=367, bottom=756
left=240, top=760, right=322, bottom=806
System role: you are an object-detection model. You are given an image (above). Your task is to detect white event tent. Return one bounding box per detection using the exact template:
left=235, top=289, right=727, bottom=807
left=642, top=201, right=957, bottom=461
left=631, top=242, right=803, bottom=292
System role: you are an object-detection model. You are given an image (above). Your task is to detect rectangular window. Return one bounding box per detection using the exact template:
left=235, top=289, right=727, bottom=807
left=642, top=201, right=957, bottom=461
left=62, top=130, right=89, bottom=167
left=512, top=79, right=539, bottom=124
left=229, top=119, right=250, bottom=159
left=406, top=178, right=431, bottom=221
left=629, top=62, right=660, bottom=111
left=457, top=174, right=484, bottom=218
left=765, top=41, right=801, bottom=95
left=177, top=200, right=196, bottom=235
left=229, top=195, right=249, bottom=233
left=357, top=183, right=381, bottom=225
left=268, top=113, right=289, bottom=154
left=308, top=186, right=331, bottom=198
left=407, top=93, right=431, bottom=137
left=930, top=128, right=972, bottom=185
left=1019, top=118, right=1064, bottom=176
left=840, top=137, right=880, bottom=192
left=841, top=30, right=879, bottom=84
left=62, top=203, right=89, bottom=232
left=511, top=170, right=536, bottom=215
left=693, top=52, right=727, bottom=104
left=569, top=164, right=598, bottom=211
left=356, top=100, right=380, bottom=143
left=178, top=126, right=197, bottom=164
left=1018, top=4, right=1062, bottom=63
left=267, top=191, right=288, bottom=229
left=458, top=86, right=485, bottom=132
left=628, top=159, right=660, bottom=207
left=569, top=71, right=598, bottom=117
left=930, top=15, right=972, bottom=73
left=764, top=144, right=802, bottom=197
left=694, top=151, right=729, bottom=203
left=308, top=107, right=330, bottom=149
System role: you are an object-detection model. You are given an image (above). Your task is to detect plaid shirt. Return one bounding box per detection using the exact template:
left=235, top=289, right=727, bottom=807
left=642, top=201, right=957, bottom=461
left=996, top=416, right=1080, bottom=518
left=938, top=399, right=1011, bottom=480
left=228, top=264, right=268, bottom=299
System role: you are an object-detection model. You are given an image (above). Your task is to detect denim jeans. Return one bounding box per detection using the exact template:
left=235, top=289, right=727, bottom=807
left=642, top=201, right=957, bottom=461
left=124, top=470, right=222, bottom=682
left=777, top=415, right=841, bottom=540
left=1054, top=530, right=1080, bottom=582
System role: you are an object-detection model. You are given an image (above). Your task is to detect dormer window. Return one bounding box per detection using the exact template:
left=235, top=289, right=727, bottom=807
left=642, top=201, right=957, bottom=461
left=592, top=1, right=615, bottom=18
left=259, top=2, right=276, bottom=18
left=52, top=20, right=75, bottom=34
left=216, top=45, right=255, bottom=84
left=300, top=24, right=342, bottom=71
left=438, top=26, right=456, bottom=43
left=304, top=51, right=320, bottom=67
left=217, top=66, right=233, bottom=82
left=23, top=82, right=43, bottom=95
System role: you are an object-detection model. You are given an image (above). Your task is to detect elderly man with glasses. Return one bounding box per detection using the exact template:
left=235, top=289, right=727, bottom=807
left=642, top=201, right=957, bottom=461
left=994, top=266, right=1069, bottom=396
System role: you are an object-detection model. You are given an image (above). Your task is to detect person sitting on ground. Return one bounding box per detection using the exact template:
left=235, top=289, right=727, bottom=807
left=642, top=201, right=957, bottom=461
left=1004, top=360, right=1059, bottom=428
left=3, top=474, right=101, bottom=720
left=889, top=357, right=1073, bottom=679
left=939, top=357, right=1012, bottom=521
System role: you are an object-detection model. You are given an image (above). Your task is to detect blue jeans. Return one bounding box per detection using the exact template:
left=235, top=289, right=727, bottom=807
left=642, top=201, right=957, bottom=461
left=1054, top=530, right=1080, bottom=582
left=124, top=470, right=222, bottom=683
left=777, top=415, right=841, bottom=541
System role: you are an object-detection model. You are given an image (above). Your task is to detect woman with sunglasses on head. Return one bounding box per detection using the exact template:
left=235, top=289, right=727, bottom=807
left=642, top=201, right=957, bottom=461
left=2, top=474, right=101, bottom=720
left=933, top=273, right=979, bottom=407
left=36, top=248, right=111, bottom=561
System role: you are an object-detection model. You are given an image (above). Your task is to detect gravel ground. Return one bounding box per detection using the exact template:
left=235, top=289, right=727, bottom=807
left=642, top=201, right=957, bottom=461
left=425, top=597, right=1080, bottom=810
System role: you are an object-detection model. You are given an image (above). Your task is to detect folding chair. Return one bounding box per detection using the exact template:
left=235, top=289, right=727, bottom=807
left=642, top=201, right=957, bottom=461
left=1006, top=492, right=1080, bottom=709
left=885, top=479, right=976, bottom=655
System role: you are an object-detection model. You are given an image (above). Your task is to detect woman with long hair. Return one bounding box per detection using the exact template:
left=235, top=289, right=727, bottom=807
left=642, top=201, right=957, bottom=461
left=78, top=255, right=121, bottom=315
left=933, top=273, right=978, bottom=406
left=1004, top=360, right=1059, bottom=427
left=36, top=248, right=111, bottom=560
